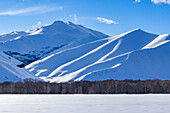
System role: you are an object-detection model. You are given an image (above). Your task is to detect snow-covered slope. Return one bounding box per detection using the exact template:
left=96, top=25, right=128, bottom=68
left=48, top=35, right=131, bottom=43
left=82, top=41, right=170, bottom=81
left=25, top=28, right=169, bottom=83
left=1, top=21, right=170, bottom=83
left=0, top=21, right=108, bottom=65
left=0, top=52, right=38, bottom=82
left=142, top=34, right=170, bottom=49
left=0, top=31, right=31, bottom=43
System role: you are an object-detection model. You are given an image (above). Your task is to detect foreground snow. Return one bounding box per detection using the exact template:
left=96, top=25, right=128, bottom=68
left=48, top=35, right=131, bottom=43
left=0, top=94, right=170, bottom=113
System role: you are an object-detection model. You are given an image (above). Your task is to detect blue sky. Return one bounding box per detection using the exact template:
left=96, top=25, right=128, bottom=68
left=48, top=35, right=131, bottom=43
left=0, top=0, right=170, bottom=36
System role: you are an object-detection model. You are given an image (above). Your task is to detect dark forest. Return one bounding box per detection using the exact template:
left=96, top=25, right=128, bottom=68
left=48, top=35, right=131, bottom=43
left=1, top=79, right=170, bottom=94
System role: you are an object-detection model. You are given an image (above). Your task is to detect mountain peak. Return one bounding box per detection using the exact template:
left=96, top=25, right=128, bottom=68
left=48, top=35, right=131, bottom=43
left=49, top=21, right=67, bottom=27
left=53, top=20, right=65, bottom=24
left=134, top=28, right=142, bottom=31
left=131, top=28, right=144, bottom=33
left=123, top=28, right=156, bottom=37
left=67, top=21, right=75, bottom=25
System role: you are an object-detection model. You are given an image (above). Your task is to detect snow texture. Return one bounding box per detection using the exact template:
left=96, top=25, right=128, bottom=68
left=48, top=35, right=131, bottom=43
left=0, top=94, right=170, bottom=113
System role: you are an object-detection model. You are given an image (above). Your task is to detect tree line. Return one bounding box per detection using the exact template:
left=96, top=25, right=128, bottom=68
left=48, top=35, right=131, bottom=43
left=0, top=79, right=170, bottom=94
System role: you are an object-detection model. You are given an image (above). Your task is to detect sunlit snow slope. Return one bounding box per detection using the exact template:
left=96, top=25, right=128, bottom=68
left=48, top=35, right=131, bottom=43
left=25, top=28, right=170, bottom=83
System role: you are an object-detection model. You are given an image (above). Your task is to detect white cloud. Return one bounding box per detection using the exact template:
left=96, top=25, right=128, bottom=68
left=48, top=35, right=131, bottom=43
left=135, top=0, right=141, bottom=2
left=134, top=0, right=170, bottom=4
left=56, top=6, right=64, bottom=10
left=96, top=17, right=119, bottom=24
left=151, top=0, right=170, bottom=4
left=32, top=21, right=42, bottom=29
left=70, top=14, right=79, bottom=23
left=0, top=6, right=63, bottom=16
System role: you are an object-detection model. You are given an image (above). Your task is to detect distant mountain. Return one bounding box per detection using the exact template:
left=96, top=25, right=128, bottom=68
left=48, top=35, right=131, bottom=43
left=0, top=31, right=30, bottom=43
left=0, top=21, right=108, bottom=65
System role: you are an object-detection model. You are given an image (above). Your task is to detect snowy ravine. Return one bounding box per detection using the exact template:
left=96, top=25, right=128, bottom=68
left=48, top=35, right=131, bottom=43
left=0, top=20, right=170, bottom=83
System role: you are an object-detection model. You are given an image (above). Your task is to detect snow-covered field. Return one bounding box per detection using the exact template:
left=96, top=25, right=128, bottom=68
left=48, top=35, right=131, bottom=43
left=0, top=95, right=170, bottom=113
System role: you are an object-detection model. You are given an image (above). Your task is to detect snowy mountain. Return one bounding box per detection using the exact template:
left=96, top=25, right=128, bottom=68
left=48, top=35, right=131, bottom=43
left=25, top=28, right=170, bottom=83
left=0, top=31, right=31, bottom=43
left=0, top=21, right=108, bottom=65
left=0, top=51, right=38, bottom=82
left=1, top=21, right=170, bottom=83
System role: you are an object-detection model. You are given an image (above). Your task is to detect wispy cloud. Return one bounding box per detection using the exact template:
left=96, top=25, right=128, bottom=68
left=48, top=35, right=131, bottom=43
left=151, top=0, right=170, bottom=4
left=135, top=0, right=141, bottom=2
left=0, top=6, right=63, bottom=16
left=70, top=14, right=79, bottom=23
left=96, top=17, right=119, bottom=24
left=134, top=0, right=170, bottom=4
left=32, top=21, right=42, bottom=29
